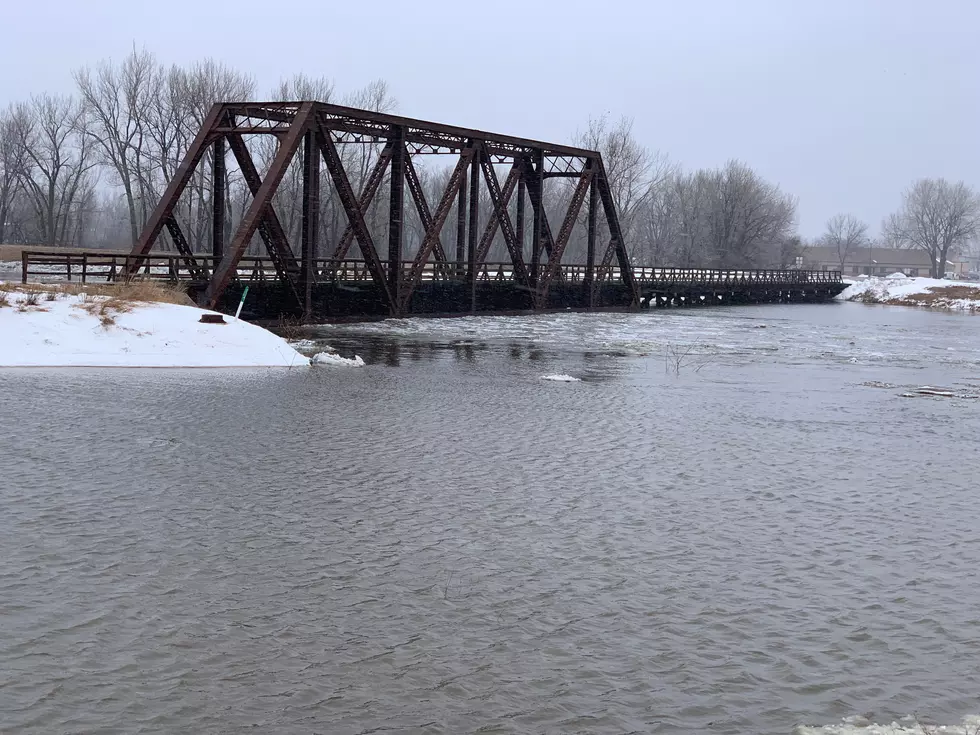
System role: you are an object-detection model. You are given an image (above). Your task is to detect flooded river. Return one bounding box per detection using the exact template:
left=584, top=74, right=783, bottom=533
left=2, top=302, right=979, bottom=734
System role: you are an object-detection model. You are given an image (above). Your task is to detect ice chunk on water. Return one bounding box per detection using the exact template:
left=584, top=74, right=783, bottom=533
left=312, top=352, right=365, bottom=367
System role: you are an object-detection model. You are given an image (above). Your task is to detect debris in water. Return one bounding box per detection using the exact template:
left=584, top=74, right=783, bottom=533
left=312, top=352, right=365, bottom=367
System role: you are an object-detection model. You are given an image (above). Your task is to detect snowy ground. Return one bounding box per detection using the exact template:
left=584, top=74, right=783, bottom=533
left=838, top=274, right=980, bottom=312
left=0, top=289, right=310, bottom=368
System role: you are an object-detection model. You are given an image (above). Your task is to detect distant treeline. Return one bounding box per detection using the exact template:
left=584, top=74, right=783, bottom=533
left=1, top=48, right=973, bottom=273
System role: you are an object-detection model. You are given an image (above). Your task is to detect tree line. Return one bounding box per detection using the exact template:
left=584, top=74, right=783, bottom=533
left=819, top=180, right=980, bottom=278
left=1, top=48, right=974, bottom=274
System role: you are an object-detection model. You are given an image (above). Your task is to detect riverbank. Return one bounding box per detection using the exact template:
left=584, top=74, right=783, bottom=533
left=838, top=275, right=980, bottom=312
left=0, top=282, right=309, bottom=367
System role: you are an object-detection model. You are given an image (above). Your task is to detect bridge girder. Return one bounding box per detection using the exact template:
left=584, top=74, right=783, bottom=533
left=126, top=101, right=639, bottom=316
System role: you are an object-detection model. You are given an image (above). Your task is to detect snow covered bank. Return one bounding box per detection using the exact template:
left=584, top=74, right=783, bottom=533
left=838, top=276, right=980, bottom=312
left=0, top=288, right=309, bottom=367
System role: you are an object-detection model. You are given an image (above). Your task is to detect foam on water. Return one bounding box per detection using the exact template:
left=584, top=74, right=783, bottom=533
left=796, top=715, right=980, bottom=734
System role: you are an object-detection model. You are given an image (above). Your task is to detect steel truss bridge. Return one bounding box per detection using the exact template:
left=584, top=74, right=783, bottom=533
left=114, top=102, right=843, bottom=320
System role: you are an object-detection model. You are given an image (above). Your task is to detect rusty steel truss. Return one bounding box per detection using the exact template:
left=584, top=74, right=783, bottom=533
left=128, top=101, right=640, bottom=316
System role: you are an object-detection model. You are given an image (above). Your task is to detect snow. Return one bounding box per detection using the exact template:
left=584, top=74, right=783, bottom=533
left=0, top=290, right=309, bottom=367
left=838, top=276, right=980, bottom=312
left=311, top=351, right=365, bottom=367
left=540, top=373, right=581, bottom=382
left=795, top=714, right=980, bottom=734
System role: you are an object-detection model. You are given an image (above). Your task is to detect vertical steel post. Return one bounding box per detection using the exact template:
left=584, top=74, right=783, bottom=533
left=586, top=172, right=597, bottom=307
left=467, top=144, right=481, bottom=311
left=455, top=145, right=469, bottom=277
left=212, top=135, right=225, bottom=265
left=515, top=178, right=526, bottom=261
left=301, top=129, right=320, bottom=319
left=387, top=126, right=406, bottom=311
left=530, top=151, right=544, bottom=288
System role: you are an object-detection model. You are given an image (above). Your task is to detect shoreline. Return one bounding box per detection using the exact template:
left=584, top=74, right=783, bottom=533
left=837, top=276, right=980, bottom=313
left=0, top=282, right=311, bottom=368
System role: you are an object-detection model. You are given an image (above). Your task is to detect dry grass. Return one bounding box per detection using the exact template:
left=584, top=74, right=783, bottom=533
left=0, top=280, right=191, bottom=306
left=276, top=315, right=305, bottom=341
left=78, top=295, right=134, bottom=328
left=0, top=280, right=193, bottom=329
left=887, top=285, right=980, bottom=306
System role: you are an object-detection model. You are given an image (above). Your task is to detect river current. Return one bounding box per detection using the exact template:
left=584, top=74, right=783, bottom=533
left=2, top=302, right=979, bottom=734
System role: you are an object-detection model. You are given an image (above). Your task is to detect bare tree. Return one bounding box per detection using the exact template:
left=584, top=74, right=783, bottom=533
left=702, top=160, right=797, bottom=267
left=821, top=213, right=868, bottom=268
left=12, top=95, right=97, bottom=246
left=74, top=47, right=157, bottom=245
left=0, top=107, right=25, bottom=243
left=884, top=178, right=980, bottom=278
left=575, top=115, right=658, bottom=257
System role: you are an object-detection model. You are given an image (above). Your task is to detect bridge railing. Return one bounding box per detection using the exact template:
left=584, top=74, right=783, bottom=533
left=18, top=250, right=842, bottom=287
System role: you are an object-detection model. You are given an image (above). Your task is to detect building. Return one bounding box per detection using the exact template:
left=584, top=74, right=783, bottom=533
left=802, top=246, right=935, bottom=277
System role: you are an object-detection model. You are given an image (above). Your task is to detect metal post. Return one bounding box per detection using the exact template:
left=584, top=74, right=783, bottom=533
left=301, top=129, right=320, bottom=319
left=586, top=174, right=597, bottom=306
left=516, top=178, right=526, bottom=260
left=212, top=135, right=225, bottom=265
left=530, top=151, right=543, bottom=288
left=456, top=146, right=469, bottom=277
left=467, top=144, right=481, bottom=311
left=387, top=126, right=406, bottom=310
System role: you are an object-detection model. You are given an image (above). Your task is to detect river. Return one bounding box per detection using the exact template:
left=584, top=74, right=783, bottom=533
left=2, top=302, right=979, bottom=734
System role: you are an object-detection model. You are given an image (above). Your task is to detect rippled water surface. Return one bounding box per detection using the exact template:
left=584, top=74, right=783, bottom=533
left=3, top=302, right=980, bottom=734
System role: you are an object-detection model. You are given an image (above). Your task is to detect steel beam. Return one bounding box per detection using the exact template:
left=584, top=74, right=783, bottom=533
left=225, top=132, right=301, bottom=286
left=164, top=216, right=206, bottom=279
left=204, top=102, right=315, bottom=308
left=212, top=135, right=225, bottom=265
left=301, top=129, right=320, bottom=318
left=401, top=148, right=473, bottom=310
left=594, top=158, right=640, bottom=307
left=455, top=153, right=468, bottom=276
left=539, top=167, right=593, bottom=293
left=529, top=152, right=543, bottom=287
left=316, top=123, right=395, bottom=311
left=516, top=179, right=526, bottom=260
left=388, top=125, right=406, bottom=308
left=404, top=153, right=448, bottom=266
left=467, top=144, right=481, bottom=309
left=476, top=161, right=528, bottom=285
left=127, top=104, right=223, bottom=274
left=331, top=143, right=393, bottom=261
left=586, top=175, right=597, bottom=306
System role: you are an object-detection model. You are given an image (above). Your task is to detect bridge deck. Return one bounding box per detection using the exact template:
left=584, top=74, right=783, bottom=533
left=20, top=250, right=843, bottom=287
left=19, top=250, right=845, bottom=320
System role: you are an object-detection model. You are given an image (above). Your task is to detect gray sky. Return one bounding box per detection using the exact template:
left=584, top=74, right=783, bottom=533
left=4, top=0, right=978, bottom=237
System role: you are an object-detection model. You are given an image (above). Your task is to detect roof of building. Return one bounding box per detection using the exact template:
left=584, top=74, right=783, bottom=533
left=805, top=246, right=933, bottom=267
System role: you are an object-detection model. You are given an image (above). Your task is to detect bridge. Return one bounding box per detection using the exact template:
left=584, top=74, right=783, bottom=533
left=21, top=249, right=843, bottom=319
left=94, top=101, right=840, bottom=320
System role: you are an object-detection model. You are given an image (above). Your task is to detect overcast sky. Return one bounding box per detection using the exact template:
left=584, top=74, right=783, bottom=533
left=4, top=0, right=977, bottom=237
